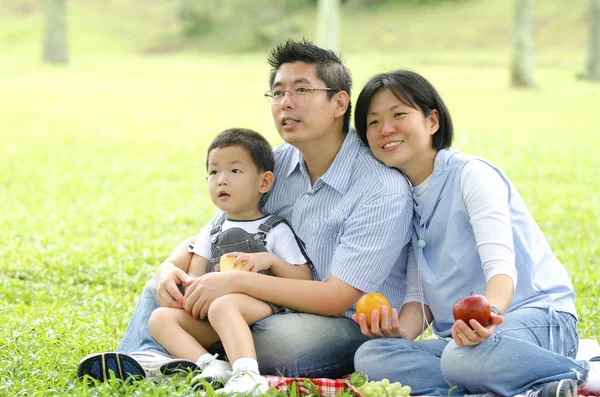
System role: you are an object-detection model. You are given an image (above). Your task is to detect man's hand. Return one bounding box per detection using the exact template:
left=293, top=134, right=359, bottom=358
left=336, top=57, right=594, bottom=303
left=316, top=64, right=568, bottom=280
left=156, top=264, right=196, bottom=309
left=183, top=271, right=239, bottom=319
left=352, top=306, right=407, bottom=339
left=227, top=252, right=279, bottom=273
left=451, top=312, right=503, bottom=346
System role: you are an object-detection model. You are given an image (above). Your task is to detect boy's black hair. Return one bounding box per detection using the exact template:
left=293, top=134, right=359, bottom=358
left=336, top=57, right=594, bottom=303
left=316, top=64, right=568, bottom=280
left=267, top=38, right=353, bottom=133
left=206, top=128, right=274, bottom=173
left=354, top=70, right=453, bottom=151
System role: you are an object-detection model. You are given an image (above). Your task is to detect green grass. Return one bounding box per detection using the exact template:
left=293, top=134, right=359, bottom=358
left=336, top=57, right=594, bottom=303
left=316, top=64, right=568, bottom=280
left=1, top=0, right=599, bottom=395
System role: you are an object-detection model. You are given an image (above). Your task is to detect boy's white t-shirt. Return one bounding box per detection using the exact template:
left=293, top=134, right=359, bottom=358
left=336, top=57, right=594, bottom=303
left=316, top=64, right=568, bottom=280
left=189, top=216, right=307, bottom=266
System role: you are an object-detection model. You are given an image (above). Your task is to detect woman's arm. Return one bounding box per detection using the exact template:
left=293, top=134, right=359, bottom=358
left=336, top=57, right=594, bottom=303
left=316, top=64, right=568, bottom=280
left=461, top=160, right=516, bottom=311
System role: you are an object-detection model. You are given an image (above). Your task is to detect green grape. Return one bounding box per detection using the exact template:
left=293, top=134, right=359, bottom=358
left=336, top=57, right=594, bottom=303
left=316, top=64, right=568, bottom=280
left=358, top=385, right=371, bottom=397
left=390, top=382, right=403, bottom=394
left=356, top=379, right=413, bottom=397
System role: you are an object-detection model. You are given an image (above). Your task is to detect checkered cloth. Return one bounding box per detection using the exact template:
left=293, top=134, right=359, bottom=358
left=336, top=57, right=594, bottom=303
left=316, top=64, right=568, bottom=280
left=265, top=375, right=361, bottom=396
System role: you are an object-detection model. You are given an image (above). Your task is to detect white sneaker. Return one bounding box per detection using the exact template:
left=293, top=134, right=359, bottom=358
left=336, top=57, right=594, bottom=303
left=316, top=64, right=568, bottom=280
left=579, top=357, right=600, bottom=396
left=192, top=354, right=232, bottom=390
left=217, top=368, right=269, bottom=396
left=129, top=351, right=198, bottom=378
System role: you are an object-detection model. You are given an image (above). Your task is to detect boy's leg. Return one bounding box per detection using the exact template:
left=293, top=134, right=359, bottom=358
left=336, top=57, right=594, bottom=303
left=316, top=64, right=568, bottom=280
left=207, top=294, right=272, bottom=395
left=207, top=293, right=273, bottom=364
left=440, top=307, right=583, bottom=395
left=354, top=337, right=460, bottom=396
left=149, top=307, right=220, bottom=362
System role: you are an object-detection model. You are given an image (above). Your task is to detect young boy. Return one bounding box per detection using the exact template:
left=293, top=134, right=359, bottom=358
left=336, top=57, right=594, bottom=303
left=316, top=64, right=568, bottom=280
left=148, top=128, right=311, bottom=395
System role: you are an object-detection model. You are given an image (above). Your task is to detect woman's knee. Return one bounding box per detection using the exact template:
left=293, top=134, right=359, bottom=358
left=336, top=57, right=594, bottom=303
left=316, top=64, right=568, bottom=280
left=440, top=340, right=489, bottom=385
left=354, top=339, right=412, bottom=378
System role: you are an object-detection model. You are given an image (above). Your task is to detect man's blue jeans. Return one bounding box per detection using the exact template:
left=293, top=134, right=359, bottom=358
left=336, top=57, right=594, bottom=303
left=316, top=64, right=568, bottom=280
left=115, top=278, right=369, bottom=378
left=355, top=307, right=589, bottom=395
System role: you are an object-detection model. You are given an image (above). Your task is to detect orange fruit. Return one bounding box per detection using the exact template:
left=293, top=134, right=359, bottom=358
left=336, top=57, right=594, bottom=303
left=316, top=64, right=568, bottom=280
left=219, top=255, right=243, bottom=272
left=355, top=293, right=391, bottom=326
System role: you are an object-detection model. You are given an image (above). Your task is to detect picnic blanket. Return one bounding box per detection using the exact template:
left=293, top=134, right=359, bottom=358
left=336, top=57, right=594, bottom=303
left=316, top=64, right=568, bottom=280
left=263, top=339, right=599, bottom=397
left=265, top=374, right=354, bottom=396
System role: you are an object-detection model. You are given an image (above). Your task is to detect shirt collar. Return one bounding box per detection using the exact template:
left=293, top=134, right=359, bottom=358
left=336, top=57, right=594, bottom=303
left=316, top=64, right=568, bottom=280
left=284, top=127, right=362, bottom=194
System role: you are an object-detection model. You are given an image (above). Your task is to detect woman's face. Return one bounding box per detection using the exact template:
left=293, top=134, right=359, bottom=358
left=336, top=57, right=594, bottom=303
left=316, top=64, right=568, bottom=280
left=365, top=89, right=438, bottom=173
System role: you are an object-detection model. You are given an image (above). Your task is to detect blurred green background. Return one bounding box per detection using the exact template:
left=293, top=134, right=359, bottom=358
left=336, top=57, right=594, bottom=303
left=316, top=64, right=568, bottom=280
left=0, top=0, right=598, bottom=395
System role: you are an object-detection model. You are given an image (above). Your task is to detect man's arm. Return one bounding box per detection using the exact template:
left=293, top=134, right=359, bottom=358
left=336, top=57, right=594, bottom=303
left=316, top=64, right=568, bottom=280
left=185, top=191, right=412, bottom=319
left=186, top=271, right=362, bottom=319
left=155, top=236, right=196, bottom=308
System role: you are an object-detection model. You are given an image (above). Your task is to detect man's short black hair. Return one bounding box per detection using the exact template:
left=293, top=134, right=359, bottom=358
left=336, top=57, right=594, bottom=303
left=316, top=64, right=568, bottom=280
left=267, top=38, right=353, bottom=133
left=206, top=128, right=274, bottom=173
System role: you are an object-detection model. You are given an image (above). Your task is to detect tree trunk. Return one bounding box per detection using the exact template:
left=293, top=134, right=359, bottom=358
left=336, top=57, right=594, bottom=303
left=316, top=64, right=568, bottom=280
left=586, top=0, right=600, bottom=80
left=43, top=0, right=68, bottom=64
left=510, top=0, right=535, bottom=88
left=317, top=0, right=341, bottom=52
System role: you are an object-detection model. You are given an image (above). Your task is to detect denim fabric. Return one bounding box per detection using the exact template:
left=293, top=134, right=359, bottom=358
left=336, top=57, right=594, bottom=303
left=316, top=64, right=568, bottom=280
left=355, top=307, right=587, bottom=396
left=116, top=278, right=369, bottom=378
left=115, top=278, right=167, bottom=355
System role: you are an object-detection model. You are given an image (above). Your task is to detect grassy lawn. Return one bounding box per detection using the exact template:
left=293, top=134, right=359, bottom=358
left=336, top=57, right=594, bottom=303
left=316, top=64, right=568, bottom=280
left=1, top=0, right=598, bottom=395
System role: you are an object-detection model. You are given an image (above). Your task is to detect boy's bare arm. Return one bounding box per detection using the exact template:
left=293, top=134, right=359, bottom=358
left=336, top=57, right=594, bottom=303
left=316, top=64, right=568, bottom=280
left=188, top=254, right=209, bottom=278
left=227, top=252, right=313, bottom=280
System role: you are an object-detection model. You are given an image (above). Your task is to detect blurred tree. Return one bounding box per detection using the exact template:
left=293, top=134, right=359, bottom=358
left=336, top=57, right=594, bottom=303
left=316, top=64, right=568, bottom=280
left=175, top=0, right=288, bottom=48
left=317, top=0, right=341, bottom=52
left=176, top=0, right=217, bottom=37
left=43, top=0, right=68, bottom=64
left=348, top=0, right=382, bottom=5
left=586, top=0, right=600, bottom=80
left=510, top=0, right=535, bottom=88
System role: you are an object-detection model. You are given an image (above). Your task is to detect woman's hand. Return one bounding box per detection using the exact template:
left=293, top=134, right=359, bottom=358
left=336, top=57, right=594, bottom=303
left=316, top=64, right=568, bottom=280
left=352, top=306, right=407, bottom=339
left=451, top=312, right=504, bottom=346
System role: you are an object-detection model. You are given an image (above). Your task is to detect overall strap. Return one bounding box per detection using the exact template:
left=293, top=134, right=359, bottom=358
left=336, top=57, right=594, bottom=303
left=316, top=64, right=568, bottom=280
left=258, top=215, right=287, bottom=233
left=259, top=216, right=311, bottom=264
left=210, top=212, right=227, bottom=243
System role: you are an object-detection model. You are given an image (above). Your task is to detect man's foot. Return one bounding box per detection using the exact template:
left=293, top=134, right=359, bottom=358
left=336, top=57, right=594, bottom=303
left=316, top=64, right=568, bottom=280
left=217, top=368, right=269, bottom=396
left=191, top=353, right=232, bottom=390
left=519, top=379, right=577, bottom=397
left=77, top=352, right=145, bottom=382
left=77, top=351, right=198, bottom=381
left=579, top=356, right=600, bottom=396
left=130, top=351, right=198, bottom=378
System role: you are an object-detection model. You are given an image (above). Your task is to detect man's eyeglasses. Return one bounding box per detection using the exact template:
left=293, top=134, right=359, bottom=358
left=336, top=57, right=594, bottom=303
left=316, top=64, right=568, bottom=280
left=264, top=87, right=339, bottom=103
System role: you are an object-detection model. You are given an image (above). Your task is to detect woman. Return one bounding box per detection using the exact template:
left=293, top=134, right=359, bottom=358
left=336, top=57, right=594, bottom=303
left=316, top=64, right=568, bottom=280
left=352, top=70, right=599, bottom=396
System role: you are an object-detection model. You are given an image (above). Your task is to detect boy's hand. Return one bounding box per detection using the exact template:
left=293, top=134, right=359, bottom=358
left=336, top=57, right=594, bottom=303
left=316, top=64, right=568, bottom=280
left=352, top=305, right=407, bottom=339
left=227, top=252, right=280, bottom=273
left=451, top=312, right=503, bottom=346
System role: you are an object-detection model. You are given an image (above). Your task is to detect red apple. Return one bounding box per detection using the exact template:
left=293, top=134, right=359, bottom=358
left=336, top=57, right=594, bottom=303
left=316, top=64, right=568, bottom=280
left=452, top=294, right=492, bottom=328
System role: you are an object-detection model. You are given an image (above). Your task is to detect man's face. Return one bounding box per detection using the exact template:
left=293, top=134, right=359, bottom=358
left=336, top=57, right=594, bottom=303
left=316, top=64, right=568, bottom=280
left=269, top=62, right=339, bottom=147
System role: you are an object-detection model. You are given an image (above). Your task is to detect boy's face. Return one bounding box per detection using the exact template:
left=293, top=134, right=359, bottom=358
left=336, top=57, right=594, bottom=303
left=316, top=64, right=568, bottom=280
left=206, top=145, right=272, bottom=220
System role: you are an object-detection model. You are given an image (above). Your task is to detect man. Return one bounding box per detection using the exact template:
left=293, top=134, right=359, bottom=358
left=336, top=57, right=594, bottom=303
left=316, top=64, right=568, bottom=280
left=78, top=39, right=412, bottom=381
